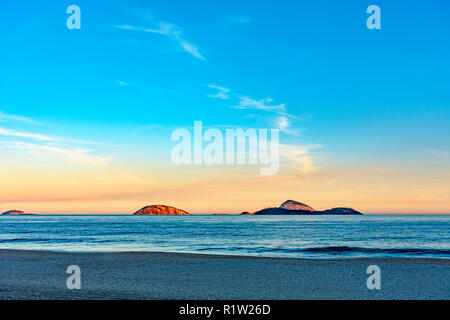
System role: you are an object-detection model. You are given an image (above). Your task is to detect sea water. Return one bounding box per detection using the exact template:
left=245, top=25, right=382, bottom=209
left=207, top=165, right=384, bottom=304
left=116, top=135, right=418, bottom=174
left=0, top=214, right=449, bottom=258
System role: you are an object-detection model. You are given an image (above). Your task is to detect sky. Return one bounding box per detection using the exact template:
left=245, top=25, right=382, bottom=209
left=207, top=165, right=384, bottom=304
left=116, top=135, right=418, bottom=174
left=0, top=0, right=449, bottom=214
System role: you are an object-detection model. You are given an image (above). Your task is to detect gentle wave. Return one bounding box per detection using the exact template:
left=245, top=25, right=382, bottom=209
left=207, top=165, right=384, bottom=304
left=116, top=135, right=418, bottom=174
left=296, top=246, right=450, bottom=256
left=197, top=246, right=450, bottom=256
left=0, top=238, right=53, bottom=243
left=0, top=238, right=115, bottom=244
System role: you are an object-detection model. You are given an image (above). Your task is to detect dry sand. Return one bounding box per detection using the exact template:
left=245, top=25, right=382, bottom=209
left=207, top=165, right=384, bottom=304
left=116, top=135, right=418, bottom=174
left=0, top=249, right=448, bottom=299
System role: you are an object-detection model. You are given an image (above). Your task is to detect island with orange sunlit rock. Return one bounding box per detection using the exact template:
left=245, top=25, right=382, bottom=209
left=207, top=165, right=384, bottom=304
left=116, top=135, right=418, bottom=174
left=241, top=200, right=362, bottom=215
left=133, top=205, right=191, bottom=215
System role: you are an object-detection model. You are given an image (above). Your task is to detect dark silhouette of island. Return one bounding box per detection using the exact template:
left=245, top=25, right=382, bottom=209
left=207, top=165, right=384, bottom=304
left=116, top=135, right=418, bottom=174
left=242, top=200, right=362, bottom=215
left=133, top=205, right=190, bottom=215
left=1, top=210, right=35, bottom=215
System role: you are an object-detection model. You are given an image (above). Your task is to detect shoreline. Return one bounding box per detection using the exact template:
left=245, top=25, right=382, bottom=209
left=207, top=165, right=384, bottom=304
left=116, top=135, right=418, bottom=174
left=1, top=248, right=450, bottom=261
left=1, top=249, right=449, bottom=299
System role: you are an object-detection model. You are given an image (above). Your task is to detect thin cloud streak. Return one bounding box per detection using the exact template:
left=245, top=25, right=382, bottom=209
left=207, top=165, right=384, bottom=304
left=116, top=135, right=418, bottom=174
left=207, top=84, right=231, bottom=100
left=0, top=127, right=54, bottom=141
left=233, top=96, right=286, bottom=112
left=0, top=110, right=37, bottom=124
left=206, top=86, right=306, bottom=136
left=116, top=21, right=205, bottom=60
left=0, top=141, right=109, bottom=166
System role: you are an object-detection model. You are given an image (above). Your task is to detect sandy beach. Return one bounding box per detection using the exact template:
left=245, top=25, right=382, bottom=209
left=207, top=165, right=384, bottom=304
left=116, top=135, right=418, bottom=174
left=0, top=249, right=448, bottom=299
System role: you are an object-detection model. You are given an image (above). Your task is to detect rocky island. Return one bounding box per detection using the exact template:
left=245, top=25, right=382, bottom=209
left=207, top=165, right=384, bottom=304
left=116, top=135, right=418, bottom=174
left=133, top=205, right=190, bottom=215
left=1, top=210, right=35, bottom=215
left=243, top=200, right=362, bottom=215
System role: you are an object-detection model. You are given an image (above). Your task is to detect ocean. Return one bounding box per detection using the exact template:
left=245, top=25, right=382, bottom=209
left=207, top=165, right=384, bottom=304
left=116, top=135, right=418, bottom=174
left=0, top=214, right=449, bottom=259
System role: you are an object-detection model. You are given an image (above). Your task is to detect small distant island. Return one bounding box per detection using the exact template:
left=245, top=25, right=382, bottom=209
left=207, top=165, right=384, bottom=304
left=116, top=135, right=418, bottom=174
left=242, top=200, right=362, bottom=215
left=133, top=205, right=190, bottom=215
left=1, top=210, right=35, bottom=215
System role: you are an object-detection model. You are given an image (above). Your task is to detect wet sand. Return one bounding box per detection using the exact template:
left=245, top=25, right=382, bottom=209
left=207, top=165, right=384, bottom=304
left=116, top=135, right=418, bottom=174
left=0, top=249, right=448, bottom=299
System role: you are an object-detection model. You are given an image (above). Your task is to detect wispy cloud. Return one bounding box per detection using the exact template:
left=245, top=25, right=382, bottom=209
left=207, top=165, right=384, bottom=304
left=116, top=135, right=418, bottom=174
left=116, top=20, right=205, bottom=60
left=0, top=127, right=54, bottom=141
left=236, top=103, right=302, bottom=134
left=280, top=143, right=322, bottom=175
left=207, top=84, right=230, bottom=100
left=206, top=88, right=287, bottom=112
left=117, top=80, right=128, bottom=86
left=275, top=116, right=289, bottom=132
left=0, top=141, right=109, bottom=166
left=206, top=86, right=305, bottom=136
left=0, top=122, right=109, bottom=166
left=255, top=140, right=320, bottom=175
left=116, top=24, right=161, bottom=34
left=274, top=116, right=301, bottom=136
left=233, top=96, right=286, bottom=112
left=0, top=110, right=36, bottom=124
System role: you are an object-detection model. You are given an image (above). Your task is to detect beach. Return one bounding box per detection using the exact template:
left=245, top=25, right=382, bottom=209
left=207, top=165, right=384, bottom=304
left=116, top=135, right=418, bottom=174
left=0, top=249, right=448, bottom=299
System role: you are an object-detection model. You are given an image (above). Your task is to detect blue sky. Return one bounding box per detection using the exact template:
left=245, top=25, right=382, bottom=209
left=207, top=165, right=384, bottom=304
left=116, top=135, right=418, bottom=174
left=0, top=0, right=449, bottom=213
